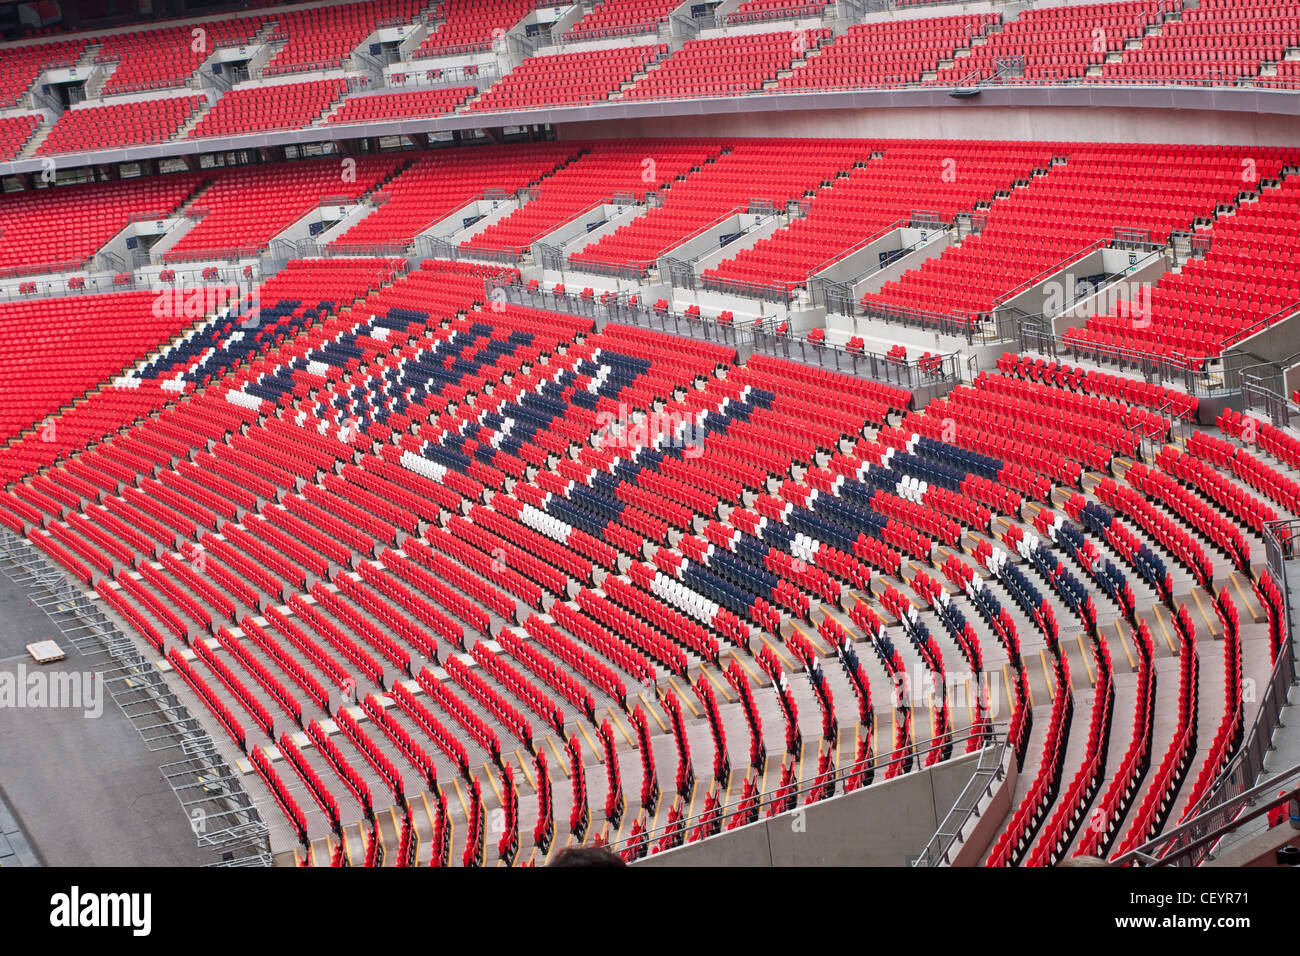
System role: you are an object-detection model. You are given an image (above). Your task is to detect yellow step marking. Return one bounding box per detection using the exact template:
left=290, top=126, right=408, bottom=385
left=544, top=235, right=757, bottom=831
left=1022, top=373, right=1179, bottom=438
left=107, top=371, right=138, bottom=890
left=421, top=792, right=436, bottom=833
left=576, top=720, right=603, bottom=763
left=1229, top=572, right=1261, bottom=620
left=1039, top=649, right=1054, bottom=700
left=484, top=763, right=504, bottom=803
left=607, top=708, right=637, bottom=750
left=514, top=748, right=537, bottom=790
left=1076, top=634, right=1095, bottom=686
left=451, top=778, right=469, bottom=821
left=698, top=665, right=733, bottom=703
left=666, top=677, right=700, bottom=716
left=1114, top=618, right=1136, bottom=671
left=638, top=692, right=668, bottom=732
left=792, top=623, right=828, bottom=657
left=728, top=651, right=761, bottom=685
left=1189, top=586, right=1219, bottom=638
left=546, top=735, right=570, bottom=777
left=759, top=635, right=795, bottom=671
left=1151, top=602, right=1177, bottom=655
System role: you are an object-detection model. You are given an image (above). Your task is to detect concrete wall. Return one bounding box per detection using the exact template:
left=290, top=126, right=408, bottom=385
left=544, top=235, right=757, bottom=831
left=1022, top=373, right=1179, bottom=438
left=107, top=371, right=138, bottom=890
left=548, top=202, right=645, bottom=256
left=1227, top=309, right=1300, bottom=365
left=636, top=750, right=989, bottom=866
left=1050, top=250, right=1171, bottom=334
left=690, top=212, right=790, bottom=274
left=849, top=229, right=953, bottom=297
left=567, top=103, right=1300, bottom=149
left=655, top=211, right=766, bottom=271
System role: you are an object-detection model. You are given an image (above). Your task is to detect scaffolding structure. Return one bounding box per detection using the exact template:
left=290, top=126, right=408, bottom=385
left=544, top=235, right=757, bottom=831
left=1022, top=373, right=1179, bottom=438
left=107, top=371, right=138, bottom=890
left=0, top=529, right=271, bottom=866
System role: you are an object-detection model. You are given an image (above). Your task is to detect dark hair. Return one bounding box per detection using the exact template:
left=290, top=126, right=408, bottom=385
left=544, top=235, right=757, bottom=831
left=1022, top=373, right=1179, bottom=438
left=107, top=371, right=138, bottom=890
left=547, top=845, right=627, bottom=868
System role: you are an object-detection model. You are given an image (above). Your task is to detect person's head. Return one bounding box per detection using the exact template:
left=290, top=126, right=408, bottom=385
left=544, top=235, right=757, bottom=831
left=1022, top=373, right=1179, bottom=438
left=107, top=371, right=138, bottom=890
left=547, top=845, right=627, bottom=867
left=1055, top=854, right=1111, bottom=867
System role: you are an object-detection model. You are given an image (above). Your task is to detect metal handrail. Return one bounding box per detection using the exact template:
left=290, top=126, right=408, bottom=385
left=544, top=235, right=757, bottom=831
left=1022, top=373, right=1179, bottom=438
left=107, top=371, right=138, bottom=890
left=1220, top=295, right=1300, bottom=351
left=912, top=734, right=1011, bottom=866
left=1111, top=762, right=1300, bottom=867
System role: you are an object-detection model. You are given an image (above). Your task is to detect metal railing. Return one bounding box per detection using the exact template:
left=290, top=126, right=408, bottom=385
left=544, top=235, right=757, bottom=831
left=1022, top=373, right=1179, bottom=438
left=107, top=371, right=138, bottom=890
left=0, top=528, right=271, bottom=865
left=751, top=329, right=961, bottom=398
left=1242, top=375, right=1300, bottom=430
left=860, top=299, right=1020, bottom=346
left=912, top=733, right=1012, bottom=866
left=809, top=218, right=950, bottom=312
left=1019, top=325, right=1265, bottom=398
left=1113, top=762, right=1300, bottom=867
left=727, top=2, right=829, bottom=25
left=1220, top=295, right=1300, bottom=352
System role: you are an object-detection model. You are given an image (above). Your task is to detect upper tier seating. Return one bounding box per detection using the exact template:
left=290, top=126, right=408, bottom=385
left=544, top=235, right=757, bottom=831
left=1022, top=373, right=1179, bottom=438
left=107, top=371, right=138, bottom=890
left=95, top=18, right=268, bottom=94
left=1097, top=0, right=1300, bottom=86
left=0, top=112, right=39, bottom=160
left=727, top=0, right=830, bottom=25
left=162, top=155, right=399, bottom=263
left=861, top=144, right=1281, bottom=326
left=37, top=94, right=205, bottom=154
left=0, top=172, right=203, bottom=276
left=775, top=14, right=995, bottom=90
left=1065, top=164, right=1300, bottom=363
left=624, top=29, right=830, bottom=100
left=0, top=38, right=86, bottom=108
left=929, top=1, right=1173, bottom=85
left=459, top=140, right=724, bottom=258
left=412, top=0, right=537, bottom=57
left=468, top=45, right=666, bottom=112
left=568, top=139, right=867, bottom=273
left=703, top=140, right=1055, bottom=295
left=325, top=86, right=476, bottom=124
left=262, top=0, right=424, bottom=76
left=565, top=0, right=695, bottom=40
left=188, top=78, right=349, bottom=139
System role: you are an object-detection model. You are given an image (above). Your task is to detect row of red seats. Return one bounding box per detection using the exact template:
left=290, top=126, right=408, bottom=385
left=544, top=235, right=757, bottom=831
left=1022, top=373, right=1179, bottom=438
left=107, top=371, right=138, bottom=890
left=415, top=666, right=504, bottom=764
left=240, top=614, right=330, bottom=712
left=987, top=654, right=1073, bottom=865
left=1111, top=605, right=1200, bottom=859
left=468, top=44, right=666, bottom=112
left=187, top=77, right=348, bottom=139
left=522, top=613, right=628, bottom=708
left=1126, top=461, right=1250, bottom=570
left=469, top=640, right=564, bottom=735
left=167, top=647, right=247, bottom=749
left=496, top=625, right=602, bottom=721
left=217, top=625, right=304, bottom=725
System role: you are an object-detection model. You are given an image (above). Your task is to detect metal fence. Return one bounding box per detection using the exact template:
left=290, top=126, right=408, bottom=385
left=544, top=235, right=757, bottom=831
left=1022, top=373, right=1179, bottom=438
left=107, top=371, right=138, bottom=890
left=750, top=329, right=961, bottom=401
left=911, top=733, right=1012, bottom=866
left=1019, top=325, right=1263, bottom=398
left=1242, top=377, right=1300, bottom=429
left=0, top=529, right=271, bottom=865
